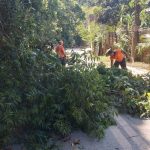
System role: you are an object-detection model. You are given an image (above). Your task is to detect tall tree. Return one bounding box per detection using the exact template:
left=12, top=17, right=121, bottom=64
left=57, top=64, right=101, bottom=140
left=97, top=0, right=130, bottom=26
left=130, top=0, right=141, bottom=62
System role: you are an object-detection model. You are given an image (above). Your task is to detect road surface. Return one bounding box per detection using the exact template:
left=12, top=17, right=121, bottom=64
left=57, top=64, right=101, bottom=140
left=59, top=115, right=150, bottom=150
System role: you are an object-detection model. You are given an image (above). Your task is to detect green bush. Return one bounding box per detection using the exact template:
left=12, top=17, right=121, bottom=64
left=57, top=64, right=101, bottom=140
left=57, top=64, right=116, bottom=138
left=0, top=50, right=117, bottom=149
left=0, top=0, right=117, bottom=149
left=97, top=64, right=150, bottom=117
left=1, top=48, right=150, bottom=149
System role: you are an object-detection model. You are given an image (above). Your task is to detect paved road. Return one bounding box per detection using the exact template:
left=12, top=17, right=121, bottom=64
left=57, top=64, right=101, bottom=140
left=127, top=66, right=149, bottom=75
left=59, top=115, right=150, bottom=150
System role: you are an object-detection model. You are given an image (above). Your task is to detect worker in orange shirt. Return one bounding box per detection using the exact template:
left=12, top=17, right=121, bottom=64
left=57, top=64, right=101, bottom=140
left=106, top=46, right=127, bottom=69
left=55, top=40, right=66, bottom=66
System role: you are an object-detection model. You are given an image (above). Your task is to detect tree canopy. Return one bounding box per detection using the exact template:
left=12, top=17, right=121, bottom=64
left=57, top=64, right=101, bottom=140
left=0, top=0, right=84, bottom=49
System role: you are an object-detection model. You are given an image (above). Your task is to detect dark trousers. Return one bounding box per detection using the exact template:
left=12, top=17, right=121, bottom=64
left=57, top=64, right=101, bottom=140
left=114, top=58, right=127, bottom=69
left=59, top=57, right=66, bottom=66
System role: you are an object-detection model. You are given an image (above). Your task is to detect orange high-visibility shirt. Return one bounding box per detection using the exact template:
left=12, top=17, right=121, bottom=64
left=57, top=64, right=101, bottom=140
left=55, top=45, right=65, bottom=58
left=110, top=49, right=124, bottom=62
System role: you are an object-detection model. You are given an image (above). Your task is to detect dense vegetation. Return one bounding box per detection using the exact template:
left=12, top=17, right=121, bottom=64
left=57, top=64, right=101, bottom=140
left=78, top=0, right=150, bottom=61
left=0, top=0, right=150, bottom=149
left=0, top=50, right=115, bottom=149
left=1, top=48, right=150, bottom=149
left=0, top=0, right=84, bottom=49
left=97, top=64, right=150, bottom=117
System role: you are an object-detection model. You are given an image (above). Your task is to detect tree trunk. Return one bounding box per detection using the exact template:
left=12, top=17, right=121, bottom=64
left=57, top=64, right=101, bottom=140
left=98, top=42, right=102, bottom=55
left=131, top=0, right=141, bottom=63
left=131, top=25, right=139, bottom=62
left=91, top=42, right=93, bottom=50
